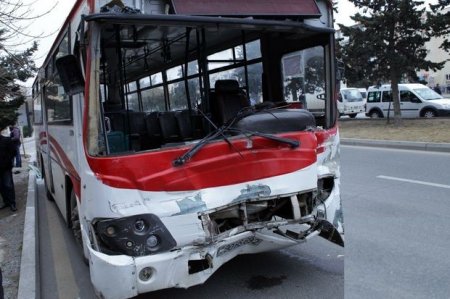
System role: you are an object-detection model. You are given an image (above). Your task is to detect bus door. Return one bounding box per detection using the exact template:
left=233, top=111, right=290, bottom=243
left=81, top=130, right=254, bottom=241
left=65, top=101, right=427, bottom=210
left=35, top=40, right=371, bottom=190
left=41, top=84, right=56, bottom=197
left=44, top=30, right=78, bottom=222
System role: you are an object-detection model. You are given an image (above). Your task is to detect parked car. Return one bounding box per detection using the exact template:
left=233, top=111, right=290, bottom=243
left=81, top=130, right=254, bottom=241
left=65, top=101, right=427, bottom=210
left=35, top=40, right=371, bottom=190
left=366, top=83, right=450, bottom=118
left=338, top=88, right=365, bottom=118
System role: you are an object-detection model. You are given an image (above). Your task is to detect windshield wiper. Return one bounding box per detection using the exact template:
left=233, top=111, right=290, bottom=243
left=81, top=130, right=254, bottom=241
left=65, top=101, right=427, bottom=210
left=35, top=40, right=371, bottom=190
left=173, top=107, right=300, bottom=167
left=173, top=107, right=254, bottom=167
left=173, top=128, right=223, bottom=167
left=173, top=127, right=300, bottom=167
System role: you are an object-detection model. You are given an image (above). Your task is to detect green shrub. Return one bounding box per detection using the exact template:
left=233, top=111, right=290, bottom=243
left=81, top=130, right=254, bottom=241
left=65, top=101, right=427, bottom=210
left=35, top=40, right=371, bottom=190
left=22, top=125, right=33, bottom=138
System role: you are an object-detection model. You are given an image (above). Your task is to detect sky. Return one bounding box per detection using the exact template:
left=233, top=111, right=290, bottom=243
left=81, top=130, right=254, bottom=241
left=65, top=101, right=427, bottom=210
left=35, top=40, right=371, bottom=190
left=16, top=0, right=439, bottom=88
left=17, top=0, right=77, bottom=88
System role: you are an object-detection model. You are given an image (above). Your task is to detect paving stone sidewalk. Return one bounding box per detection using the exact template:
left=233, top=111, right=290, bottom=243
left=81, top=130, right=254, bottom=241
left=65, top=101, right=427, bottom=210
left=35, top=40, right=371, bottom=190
left=0, top=163, right=29, bottom=299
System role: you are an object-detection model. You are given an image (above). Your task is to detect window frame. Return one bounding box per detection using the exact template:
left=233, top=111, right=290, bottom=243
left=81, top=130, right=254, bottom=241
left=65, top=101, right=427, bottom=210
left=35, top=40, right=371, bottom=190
left=44, top=29, right=74, bottom=125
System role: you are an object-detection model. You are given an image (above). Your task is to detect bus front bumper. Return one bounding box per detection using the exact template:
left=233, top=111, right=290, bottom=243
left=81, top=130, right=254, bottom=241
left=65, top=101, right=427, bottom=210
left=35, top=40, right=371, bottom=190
left=87, top=229, right=302, bottom=299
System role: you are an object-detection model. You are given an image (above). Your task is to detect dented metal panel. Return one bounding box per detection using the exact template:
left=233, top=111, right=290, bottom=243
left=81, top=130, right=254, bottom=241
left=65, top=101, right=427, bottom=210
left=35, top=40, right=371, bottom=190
left=89, top=249, right=137, bottom=299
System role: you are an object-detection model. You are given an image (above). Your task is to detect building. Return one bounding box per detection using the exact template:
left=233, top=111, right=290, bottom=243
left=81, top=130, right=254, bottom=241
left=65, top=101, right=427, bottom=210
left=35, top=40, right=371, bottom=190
left=417, top=6, right=450, bottom=95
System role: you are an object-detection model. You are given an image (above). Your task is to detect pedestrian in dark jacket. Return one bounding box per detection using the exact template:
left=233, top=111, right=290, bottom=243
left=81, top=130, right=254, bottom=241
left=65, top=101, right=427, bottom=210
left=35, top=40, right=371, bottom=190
left=433, top=84, right=442, bottom=95
left=0, top=127, right=17, bottom=211
left=9, top=125, right=21, bottom=168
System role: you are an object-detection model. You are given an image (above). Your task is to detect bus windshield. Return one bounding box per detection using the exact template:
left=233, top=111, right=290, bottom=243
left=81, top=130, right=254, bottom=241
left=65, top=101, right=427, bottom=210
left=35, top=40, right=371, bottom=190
left=87, top=16, right=334, bottom=156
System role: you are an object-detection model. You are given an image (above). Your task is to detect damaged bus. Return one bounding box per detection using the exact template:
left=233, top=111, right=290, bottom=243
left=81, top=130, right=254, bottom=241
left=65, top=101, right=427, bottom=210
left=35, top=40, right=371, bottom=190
left=32, top=0, right=344, bottom=298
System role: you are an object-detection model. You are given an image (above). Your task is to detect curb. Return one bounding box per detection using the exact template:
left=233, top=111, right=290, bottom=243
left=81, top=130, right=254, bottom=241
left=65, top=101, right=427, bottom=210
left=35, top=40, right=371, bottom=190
left=341, top=138, right=450, bottom=153
left=17, top=172, right=38, bottom=299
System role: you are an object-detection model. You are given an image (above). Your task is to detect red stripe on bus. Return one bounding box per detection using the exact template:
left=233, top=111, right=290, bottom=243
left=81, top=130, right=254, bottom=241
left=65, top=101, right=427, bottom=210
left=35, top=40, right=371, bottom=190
left=88, top=0, right=95, bottom=13
left=49, top=144, right=63, bottom=166
left=48, top=135, right=82, bottom=198
left=82, top=20, right=93, bottom=173
left=315, top=126, right=338, bottom=154
left=87, top=132, right=317, bottom=191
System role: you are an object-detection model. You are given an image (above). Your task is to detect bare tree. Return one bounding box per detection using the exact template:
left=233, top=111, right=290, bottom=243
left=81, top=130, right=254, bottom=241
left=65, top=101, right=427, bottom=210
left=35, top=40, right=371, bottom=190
left=0, top=0, right=56, bottom=128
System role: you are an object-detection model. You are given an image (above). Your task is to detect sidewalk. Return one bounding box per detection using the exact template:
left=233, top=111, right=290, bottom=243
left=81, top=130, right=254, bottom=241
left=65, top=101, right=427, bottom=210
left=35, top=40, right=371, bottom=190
left=0, top=135, right=36, bottom=299
left=0, top=164, right=30, bottom=299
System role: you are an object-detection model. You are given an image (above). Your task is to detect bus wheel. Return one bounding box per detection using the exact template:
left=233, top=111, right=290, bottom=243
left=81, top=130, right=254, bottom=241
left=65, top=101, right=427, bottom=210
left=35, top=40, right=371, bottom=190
left=70, top=190, right=89, bottom=265
left=70, top=191, right=82, bottom=247
left=349, top=113, right=358, bottom=118
left=41, top=161, right=54, bottom=201
left=423, top=109, right=436, bottom=118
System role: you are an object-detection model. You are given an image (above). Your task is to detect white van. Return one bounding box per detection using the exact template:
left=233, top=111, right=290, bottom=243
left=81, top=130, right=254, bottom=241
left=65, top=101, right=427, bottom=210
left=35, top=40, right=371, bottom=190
left=338, top=88, right=365, bottom=118
left=358, top=88, right=367, bottom=101
left=366, top=83, right=450, bottom=118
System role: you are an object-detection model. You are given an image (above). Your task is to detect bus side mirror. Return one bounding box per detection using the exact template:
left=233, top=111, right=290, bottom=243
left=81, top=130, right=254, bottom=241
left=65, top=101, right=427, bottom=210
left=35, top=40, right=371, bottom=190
left=55, top=55, right=85, bottom=96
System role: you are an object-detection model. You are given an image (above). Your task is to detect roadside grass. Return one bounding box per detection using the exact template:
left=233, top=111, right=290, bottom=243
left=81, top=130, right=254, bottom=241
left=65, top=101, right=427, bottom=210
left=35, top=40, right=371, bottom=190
left=338, top=118, right=450, bottom=143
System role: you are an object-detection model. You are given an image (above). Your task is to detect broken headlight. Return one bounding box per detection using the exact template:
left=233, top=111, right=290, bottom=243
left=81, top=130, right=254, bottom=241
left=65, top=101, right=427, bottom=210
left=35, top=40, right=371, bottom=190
left=94, top=214, right=177, bottom=257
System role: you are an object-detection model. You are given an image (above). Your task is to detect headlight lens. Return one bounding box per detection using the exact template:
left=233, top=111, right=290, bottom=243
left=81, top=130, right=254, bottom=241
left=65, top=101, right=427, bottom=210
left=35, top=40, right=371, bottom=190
left=95, top=214, right=176, bottom=256
left=146, top=235, right=159, bottom=248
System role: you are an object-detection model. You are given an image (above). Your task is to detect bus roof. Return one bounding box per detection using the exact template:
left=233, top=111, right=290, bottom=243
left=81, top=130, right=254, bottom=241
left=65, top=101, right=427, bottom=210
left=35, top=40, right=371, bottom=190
left=84, top=13, right=334, bottom=34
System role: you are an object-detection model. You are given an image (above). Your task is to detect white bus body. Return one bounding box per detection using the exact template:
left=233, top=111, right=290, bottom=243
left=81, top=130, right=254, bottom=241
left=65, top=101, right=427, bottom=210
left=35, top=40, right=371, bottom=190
left=32, top=1, right=344, bottom=298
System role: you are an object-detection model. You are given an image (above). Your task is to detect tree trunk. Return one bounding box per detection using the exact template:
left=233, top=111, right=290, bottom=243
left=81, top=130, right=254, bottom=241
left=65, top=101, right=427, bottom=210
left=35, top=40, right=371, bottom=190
left=390, top=69, right=402, bottom=126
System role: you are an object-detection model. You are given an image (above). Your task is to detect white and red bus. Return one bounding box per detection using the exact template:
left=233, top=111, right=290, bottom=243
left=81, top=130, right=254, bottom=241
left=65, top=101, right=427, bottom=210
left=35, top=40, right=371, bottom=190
left=32, top=0, right=344, bottom=298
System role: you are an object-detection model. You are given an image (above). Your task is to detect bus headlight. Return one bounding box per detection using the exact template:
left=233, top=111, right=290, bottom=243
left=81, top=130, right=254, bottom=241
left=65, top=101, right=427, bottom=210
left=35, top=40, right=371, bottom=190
left=146, top=234, right=159, bottom=249
left=134, top=219, right=146, bottom=233
left=94, top=214, right=177, bottom=257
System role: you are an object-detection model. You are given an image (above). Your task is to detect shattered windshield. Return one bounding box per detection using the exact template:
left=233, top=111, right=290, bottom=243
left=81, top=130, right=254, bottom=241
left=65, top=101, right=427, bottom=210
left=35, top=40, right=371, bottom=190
left=86, top=18, right=333, bottom=156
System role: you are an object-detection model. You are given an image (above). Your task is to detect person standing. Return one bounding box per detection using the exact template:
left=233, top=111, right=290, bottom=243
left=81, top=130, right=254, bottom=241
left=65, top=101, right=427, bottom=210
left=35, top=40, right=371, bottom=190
left=0, top=126, right=17, bottom=211
left=433, top=84, right=442, bottom=95
left=9, top=124, right=21, bottom=168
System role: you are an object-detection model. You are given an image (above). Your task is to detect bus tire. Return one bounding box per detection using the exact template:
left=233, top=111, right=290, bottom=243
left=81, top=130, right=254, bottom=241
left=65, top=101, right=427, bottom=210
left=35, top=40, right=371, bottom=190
left=349, top=113, right=357, bottom=118
left=41, top=157, right=54, bottom=201
left=70, top=190, right=89, bottom=265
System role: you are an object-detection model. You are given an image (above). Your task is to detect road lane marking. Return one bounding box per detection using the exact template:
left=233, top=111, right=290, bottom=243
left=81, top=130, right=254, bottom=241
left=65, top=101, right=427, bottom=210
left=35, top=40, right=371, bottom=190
left=377, top=175, right=450, bottom=189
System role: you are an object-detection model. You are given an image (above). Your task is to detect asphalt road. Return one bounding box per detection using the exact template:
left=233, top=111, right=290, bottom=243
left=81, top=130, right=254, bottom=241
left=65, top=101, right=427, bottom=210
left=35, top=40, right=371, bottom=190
left=342, top=145, right=450, bottom=299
